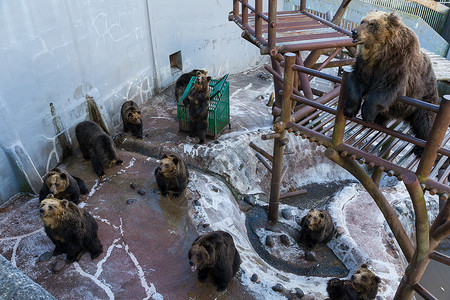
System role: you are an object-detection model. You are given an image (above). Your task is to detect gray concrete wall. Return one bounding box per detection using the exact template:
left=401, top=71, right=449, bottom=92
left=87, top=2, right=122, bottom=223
left=0, top=1, right=273, bottom=204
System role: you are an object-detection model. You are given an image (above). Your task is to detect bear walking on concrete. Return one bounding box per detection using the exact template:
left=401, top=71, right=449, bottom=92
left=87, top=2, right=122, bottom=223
left=188, top=231, right=241, bottom=292
left=75, top=120, right=123, bottom=177
left=343, top=11, right=439, bottom=156
left=298, top=209, right=335, bottom=249
left=154, top=153, right=189, bottom=197
left=121, top=100, right=142, bottom=138
left=39, top=194, right=103, bottom=262
left=183, top=72, right=212, bottom=144
left=175, top=69, right=208, bottom=103
left=39, top=167, right=88, bottom=204
left=327, top=264, right=381, bottom=300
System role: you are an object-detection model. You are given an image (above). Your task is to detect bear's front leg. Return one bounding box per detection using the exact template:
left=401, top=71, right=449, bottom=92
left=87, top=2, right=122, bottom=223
left=197, top=269, right=208, bottom=282
left=343, top=73, right=366, bottom=118
left=66, top=242, right=83, bottom=262
left=90, top=155, right=105, bottom=178
left=361, top=91, right=391, bottom=123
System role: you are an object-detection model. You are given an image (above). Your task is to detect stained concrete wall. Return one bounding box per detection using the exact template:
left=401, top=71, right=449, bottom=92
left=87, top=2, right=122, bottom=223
left=0, top=1, right=277, bottom=204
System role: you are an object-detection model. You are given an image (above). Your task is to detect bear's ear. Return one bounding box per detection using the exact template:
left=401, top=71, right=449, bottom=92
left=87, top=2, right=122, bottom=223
left=207, top=76, right=212, bottom=82
left=162, top=154, right=168, bottom=159
left=309, top=208, right=314, bottom=212
left=196, top=71, right=202, bottom=76
left=387, top=12, right=400, bottom=27
left=319, top=212, right=325, bottom=218
left=172, top=157, right=179, bottom=165
left=128, top=112, right=133, bottom=118
left=61, top=199, right=69, bottom=208
left=46, top=193, right=55, bottom=198
left=361, top=263, right=368, bottom=269
left=375, top=276, right=381, bottom=284
left=136, top=110, right=141, bottom=115
left=60, top=173, right=67, bottom=180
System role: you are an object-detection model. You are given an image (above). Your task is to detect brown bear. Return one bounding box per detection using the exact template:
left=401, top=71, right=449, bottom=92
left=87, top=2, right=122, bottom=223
left=39, top=194, right=103, bottom=262
left=75, top=120, right=123, bottom=178
left=188, top=231, right=241, bottom=292
left=121, top=100, right=142, bottom=139
left=298, top=209, right=335, bottom=249
left=327, top=264, right=381, bottom=300
left=39, top=167, right=88, bottom=204
left=175, top=69, right=208, bottom=103
left=183, top=72, right=212, bottom=144
left=154, top=153, right=189, bottom=197
left=344, top=11, right=439, bottom=156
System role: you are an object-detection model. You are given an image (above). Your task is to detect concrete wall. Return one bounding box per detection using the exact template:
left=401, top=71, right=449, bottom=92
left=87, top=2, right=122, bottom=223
left=0, top=1, right=273, bottom=204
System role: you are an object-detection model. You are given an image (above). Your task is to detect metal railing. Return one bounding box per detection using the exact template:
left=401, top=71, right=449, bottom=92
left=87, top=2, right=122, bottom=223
left=360, top=0, right=449, bottom=32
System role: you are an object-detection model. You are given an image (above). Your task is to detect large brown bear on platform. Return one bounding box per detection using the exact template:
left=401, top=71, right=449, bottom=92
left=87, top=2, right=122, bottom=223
left=344, top=11, right=439, bottom=156
left=39, top=194, right=103, bottom=262
left=188, top=231, right=241, bottom=292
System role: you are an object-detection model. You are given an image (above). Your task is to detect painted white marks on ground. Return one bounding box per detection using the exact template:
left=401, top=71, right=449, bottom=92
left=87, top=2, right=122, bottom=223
left=230, top=83, right=253, bottom=100
left=0, top=228, right=45, bottom=267
left=74, top=262, right=115, bottom=300
left=88, top=179, right=101, bottom=198
left=73, top=216, right=163, bottom=299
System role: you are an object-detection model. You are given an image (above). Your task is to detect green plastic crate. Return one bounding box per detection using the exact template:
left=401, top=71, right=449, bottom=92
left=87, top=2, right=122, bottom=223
left=177, top=75, right=230, bottom=139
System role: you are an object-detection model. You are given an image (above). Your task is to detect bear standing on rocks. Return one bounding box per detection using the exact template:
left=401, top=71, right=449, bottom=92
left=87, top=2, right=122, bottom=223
left=327, top=264, right=381, bottom=300
left=183, top=71, right=212, bottom=144
left=175, top=69, right=208, bottom=103
left=39, top=167, right=88, bottom=204
left=75, top=120, right=123, bottom=177
left=39, top=194, right=103, bottom=262
left=188, top=231, right=241, bottom=292
left=298, top=209, right=335, bottom=249
left=121, top=100, right=142, bottom=138
left=154, top=153, right=189, bottom=197
left=344, top=11, right=439, bottom=156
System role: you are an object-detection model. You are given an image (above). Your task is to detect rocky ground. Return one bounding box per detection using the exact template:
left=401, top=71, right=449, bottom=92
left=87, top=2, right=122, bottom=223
left=0, top=65, right=445, bottom=299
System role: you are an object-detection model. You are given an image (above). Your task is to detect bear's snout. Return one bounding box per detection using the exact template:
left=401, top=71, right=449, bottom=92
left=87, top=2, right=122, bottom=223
left=39, top=208, right=45, bottom=214
left=351, top=274, right=356, bottom=281
left=351, top=29, right=359, bottom=41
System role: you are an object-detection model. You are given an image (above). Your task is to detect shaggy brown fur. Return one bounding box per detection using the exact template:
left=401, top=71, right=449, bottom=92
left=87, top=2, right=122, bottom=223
left=344, top=11, right=439, bottom=156
left=40, top=195, right=103, bottom=262
left=39, top=168, right=88, bottom=204
left=327, top=264, right=381, bottom=300
left=183, top=72, right=212, bottom=144
left=154, top=153, right=189, bottom=197
left=75, top=121, right=123, bottom=177
left=298, top=209, right=335, bottom=249
left=188, top=231, right=241, bottom=292
left=175, top=69, right=208, bottom=103
left=121, top=101, right=142, bottom=138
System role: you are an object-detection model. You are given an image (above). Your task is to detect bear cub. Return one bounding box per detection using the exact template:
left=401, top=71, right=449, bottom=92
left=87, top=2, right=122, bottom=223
left=121, top=100, right=142, bottom=138
left=154, top=153, right=189, bottom=197
left=327, top=264, right=381, bottom=300
left=188, top=231, right=241, bottom=292
left=39, top=194, right=103, bottom=262
left=39, top=167, right=88, bottom=204
left=75, top=120, right=123, bottom=178
left=298, top=209, right=335, bottom=249
left=344, top=11, right=439, bottom=156
left=183, top=72, right=212, bottom=144
left=175, top=69, right=208, bottom=103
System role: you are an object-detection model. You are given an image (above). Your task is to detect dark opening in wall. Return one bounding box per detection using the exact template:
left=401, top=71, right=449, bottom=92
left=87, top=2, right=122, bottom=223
left=169, top=51, right=182, bottom=71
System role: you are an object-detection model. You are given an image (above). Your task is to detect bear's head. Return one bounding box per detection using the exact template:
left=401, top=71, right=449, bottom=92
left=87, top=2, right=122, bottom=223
left=157, top=154, right=179, bottom=178
left=351, top=264, right=381, bottom=298
left=351, top=11, right=401, bottom=46
left=193, top=72, right=211, bottom=93
left=39, top=195, right=69, bottom=228
left=127, top=110, right=141, bottom=125
left=188, top=244, right=210, bottom=272
left=302, top=209, right=326, bottom=231
left=45, top=168, right=70, bottom=195
left=192, top=69, right=208, bottom=76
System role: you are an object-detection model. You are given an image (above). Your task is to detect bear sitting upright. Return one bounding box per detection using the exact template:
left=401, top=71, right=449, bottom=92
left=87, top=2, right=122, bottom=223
left=175, top=69, right=208, bottom=103
left=188, top=231, right=241, bottom=292
left=298, top=209, right=335, bottom=249
left=39, top=194, right=103, bottom=262
left=154, top=153, right=189, bottom=197
left=39, top=167, right=88, bottom=204
left=183, top=71, right=212, bottom=144
left=121, top=100, right=142, bottom=138
left=344, top=11, right=439, bottom=156
left=75, top=120, right=123, bottom=178
left=327, top=264, right=381, bottom=300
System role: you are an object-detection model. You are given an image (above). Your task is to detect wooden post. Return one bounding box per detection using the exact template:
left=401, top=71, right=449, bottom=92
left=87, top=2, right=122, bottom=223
left=268, top=53, right=295, bottom=223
